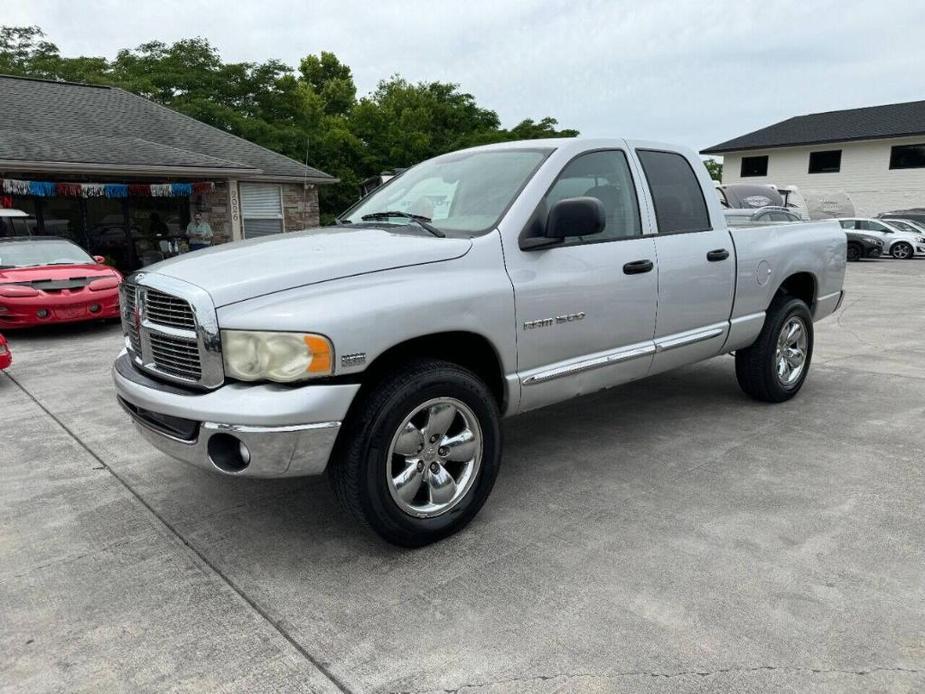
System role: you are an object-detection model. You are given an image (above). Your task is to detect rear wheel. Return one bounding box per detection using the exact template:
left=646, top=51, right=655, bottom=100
left=330, top=359, right=502, bottom=547
left=846, top=242, right=862, bottom=262
left=735, top=296, right=813, bottom=403
left=891, top=242, right=913, bottom=259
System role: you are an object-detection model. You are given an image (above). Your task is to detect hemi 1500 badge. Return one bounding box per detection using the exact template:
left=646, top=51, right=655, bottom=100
left=523, top=312, right=586, bottom=330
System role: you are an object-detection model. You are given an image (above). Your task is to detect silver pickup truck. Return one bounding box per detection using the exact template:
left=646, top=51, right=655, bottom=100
left=113, top=138, right=846, bottom=546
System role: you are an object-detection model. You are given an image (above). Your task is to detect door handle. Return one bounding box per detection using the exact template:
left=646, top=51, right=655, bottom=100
left=623, top=259, right=654, bottom=275
left=707, top=249, right=730, bottom=262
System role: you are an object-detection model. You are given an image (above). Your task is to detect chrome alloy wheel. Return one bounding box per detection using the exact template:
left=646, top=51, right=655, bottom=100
left=775, top=316, right=808, bottom=387
left=892, top=243, right=912, bottom=259
left=386, top=397, right=483, bottom=518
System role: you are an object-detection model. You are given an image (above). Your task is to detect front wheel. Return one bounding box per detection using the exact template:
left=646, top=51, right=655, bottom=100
left=329, top=359, right=502, bottom=547
left=735, top=296, right=814, bottom=403
left=891, top=242, right=914, bottom=259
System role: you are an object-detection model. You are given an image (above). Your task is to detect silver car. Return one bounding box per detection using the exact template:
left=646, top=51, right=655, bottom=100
left=838, top=218, right=925, bottom=259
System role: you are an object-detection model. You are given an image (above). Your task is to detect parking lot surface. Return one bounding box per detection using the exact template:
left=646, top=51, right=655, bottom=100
left=2, top=258, right=924, bottom=693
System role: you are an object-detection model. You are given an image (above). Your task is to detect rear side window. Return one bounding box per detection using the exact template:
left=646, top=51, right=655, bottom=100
left=839, top=220, right=856, bottom=230
left=637, top=150, right=711, bottom=234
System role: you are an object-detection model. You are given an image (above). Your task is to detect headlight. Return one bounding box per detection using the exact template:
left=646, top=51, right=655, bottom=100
left=222, top=330, right=333, bottom=383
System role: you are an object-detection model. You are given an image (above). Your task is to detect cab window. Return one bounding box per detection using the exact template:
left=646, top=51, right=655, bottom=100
left=637, top=149, right=711, bottom=234
left=542, top=150, right=642, bottom=243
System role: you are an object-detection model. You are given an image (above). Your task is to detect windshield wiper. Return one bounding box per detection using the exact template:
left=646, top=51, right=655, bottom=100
left=360, top=211, right=445, bottom=237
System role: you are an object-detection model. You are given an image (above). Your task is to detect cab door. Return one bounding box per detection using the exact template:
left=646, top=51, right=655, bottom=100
left=634, top=148, right=736, bottom=374
left=504, top=149, right=659, bottom=413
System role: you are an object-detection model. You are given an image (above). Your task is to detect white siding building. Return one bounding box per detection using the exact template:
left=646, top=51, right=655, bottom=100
left=702, top=101, right=925, bottom=217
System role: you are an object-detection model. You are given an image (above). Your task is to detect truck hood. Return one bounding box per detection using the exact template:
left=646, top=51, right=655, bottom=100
left=146, top=225, right=472, bottom=307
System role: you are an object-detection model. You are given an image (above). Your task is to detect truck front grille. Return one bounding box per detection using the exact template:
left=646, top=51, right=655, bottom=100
left=145, top=289, right=196, bottom=329
left=149, top=332, right=202, bottom=380
left=120, top=285, right=142, bottom=353
left=120, top=277, right=223, bottom=389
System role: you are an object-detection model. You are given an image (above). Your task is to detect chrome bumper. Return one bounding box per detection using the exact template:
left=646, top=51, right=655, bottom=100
left=112, top=351, right=360, bottom=478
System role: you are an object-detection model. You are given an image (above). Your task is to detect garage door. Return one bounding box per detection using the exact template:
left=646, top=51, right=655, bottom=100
left=240, top=184, right=284, bottom=238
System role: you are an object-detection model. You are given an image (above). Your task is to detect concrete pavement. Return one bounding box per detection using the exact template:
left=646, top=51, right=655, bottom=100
left=1, top=258, right=923, bottom=693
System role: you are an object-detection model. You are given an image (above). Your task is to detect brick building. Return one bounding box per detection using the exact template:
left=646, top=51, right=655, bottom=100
left=0, top=74, right=335, bottom=271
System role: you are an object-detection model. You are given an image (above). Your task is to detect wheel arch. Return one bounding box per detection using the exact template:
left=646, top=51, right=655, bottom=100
left=773, top=271, right=817, bottom=311
left=356, top=331, right=508, bottom=412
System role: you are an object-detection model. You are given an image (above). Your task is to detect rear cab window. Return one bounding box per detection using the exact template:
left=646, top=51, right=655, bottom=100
left=636, top=150, right=711, bottom=234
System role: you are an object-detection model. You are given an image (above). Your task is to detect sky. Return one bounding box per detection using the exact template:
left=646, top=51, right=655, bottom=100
left=6, top=0, right=925, bottom=159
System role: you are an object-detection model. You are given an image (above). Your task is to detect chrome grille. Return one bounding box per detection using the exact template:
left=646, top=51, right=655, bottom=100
left=149, top=332, right=202, bottom=380
left=120, top=275, right=224, bottom=390
left=120, top=285, right=142, bottom=353
left=145, top=289, right=196, bottom=329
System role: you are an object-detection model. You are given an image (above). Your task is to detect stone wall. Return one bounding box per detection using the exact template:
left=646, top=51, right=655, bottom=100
left=282, top=183, right=321, bottom=231
left=190, top=181, right=232, bottom=244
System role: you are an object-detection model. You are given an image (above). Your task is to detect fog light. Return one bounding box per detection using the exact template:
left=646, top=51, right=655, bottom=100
left=36, top=309, right=49, bottom=318
left=89, top=304, right=101, bottom=314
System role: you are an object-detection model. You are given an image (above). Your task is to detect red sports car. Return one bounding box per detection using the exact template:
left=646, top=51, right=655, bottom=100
left=0, top=237, right=122, bottom=328
left=0, top=333, right=11, bottom=369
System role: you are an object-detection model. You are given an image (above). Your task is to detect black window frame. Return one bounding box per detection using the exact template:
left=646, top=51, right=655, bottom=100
left=740, top=155, right=769, bottom=177
left=889, top=144, right=925, bottom=170
left=520, top=148, right=646, bottom=249
left=636, top=148, right=713, bottom=235
left=808, top=149, right=842, bottom=174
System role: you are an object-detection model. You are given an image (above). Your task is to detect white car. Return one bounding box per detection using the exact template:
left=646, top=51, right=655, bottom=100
left=881, top=218, right=925, bottom=236
left=837, top=218, right=925, bottom=259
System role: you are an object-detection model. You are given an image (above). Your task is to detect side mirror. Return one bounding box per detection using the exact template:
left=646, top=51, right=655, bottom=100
left=93, top=255, right=106, bottom=264
left=520, top=197, right=606, bottom=250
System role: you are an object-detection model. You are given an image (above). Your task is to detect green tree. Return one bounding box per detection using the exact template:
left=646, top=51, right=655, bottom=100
left=703, top=158, right=723, bottom=181
left=299, top=51, right=356, bottom=116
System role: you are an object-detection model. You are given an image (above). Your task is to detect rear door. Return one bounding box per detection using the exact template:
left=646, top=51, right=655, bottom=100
left=634, top=148, right=736, bottom=374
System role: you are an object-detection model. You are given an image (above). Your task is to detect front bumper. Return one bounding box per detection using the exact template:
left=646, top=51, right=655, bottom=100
left=0, top=288, right=120, bottom=328
left=112, top=351, right=360, bottom=477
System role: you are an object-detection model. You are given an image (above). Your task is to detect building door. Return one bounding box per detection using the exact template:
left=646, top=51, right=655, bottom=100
left=240, top=184, right=284, bottom=238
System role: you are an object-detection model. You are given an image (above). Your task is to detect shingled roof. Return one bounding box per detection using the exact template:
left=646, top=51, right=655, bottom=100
left=702, top=99, right=925, bottom=155
left=0, top=74, right=335, bottom=183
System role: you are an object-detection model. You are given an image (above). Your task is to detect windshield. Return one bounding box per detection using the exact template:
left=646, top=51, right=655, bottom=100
left=340, top=148, right=552, bottom=236
left=886, top=220, right=917, bottom=232
left=0, top=240, right=94, bottom=268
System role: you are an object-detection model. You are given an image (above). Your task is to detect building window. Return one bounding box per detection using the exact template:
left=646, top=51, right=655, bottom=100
left=240, top=183, right=284, bottom=238
left=889, top=144, right=925, bottom=170
left=740, top=155, right=768, bottom=177
left=808, top=150, right=841, bottom=174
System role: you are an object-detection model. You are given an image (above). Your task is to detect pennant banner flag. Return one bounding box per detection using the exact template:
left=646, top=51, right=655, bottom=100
left=1, top=178, right=215, bottom=199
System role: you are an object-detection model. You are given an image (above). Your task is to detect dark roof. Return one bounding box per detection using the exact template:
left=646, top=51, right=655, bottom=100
left=702, top=99, right=925, bottom=155
left=0, top=74, right=335, bottom=182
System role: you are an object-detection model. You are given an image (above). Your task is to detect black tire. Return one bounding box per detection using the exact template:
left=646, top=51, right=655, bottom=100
left=846, top=243, right=862, bottom=262
left=891, top=242, right=914, bottom=260
left=735, top=295, right=813, bottom=403
left=329, top=358, right=502, bottom=547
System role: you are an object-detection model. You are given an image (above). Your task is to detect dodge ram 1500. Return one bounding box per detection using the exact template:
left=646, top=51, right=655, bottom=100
left=113, top=138, right=846, bottom=546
